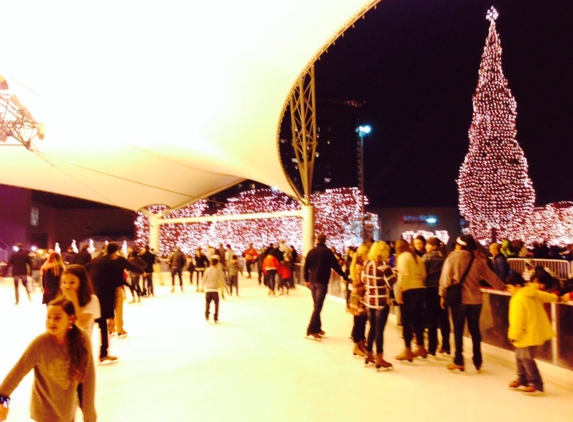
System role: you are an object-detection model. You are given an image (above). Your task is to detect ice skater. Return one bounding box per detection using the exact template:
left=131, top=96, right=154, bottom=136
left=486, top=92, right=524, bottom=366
left=203, top=257, right=227, bottom=323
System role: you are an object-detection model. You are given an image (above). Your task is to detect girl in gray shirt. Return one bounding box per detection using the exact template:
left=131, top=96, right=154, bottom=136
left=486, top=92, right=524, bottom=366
left=0, top=298, right=96, bottom=421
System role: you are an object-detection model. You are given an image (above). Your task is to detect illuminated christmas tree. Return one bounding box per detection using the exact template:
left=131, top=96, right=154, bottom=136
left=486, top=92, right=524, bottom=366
left=457, top=7, right=535, bottom=242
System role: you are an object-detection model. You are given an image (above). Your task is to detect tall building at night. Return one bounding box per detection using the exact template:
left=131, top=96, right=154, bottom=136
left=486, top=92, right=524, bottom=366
left=280, top=98, right=365, bottom=195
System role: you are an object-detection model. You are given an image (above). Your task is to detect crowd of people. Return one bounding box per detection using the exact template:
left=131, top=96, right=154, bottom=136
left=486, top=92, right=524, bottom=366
left=320, top=233, right=572, bottom=395
left=0, top=238, right=304, bottom=421
left=1, top=234, right=572, bottom=420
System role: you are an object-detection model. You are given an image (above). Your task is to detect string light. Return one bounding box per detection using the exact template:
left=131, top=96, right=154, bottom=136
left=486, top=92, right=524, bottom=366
left=457, top=7, right=535, bottom=243
left=134, top=187, right=366, bottom=256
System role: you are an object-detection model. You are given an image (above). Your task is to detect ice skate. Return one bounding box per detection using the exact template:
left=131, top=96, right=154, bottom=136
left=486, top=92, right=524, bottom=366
left=365, top=351, right=375, bottom=366
left=395, top=348, right=414, bottom=362
left=306, top=333, right=322, bottom=341
left=446, top=363, right=465, bottom=373
left=375, top=354, right=393, bottom=370
left=353, top=343, right=366, bottom=357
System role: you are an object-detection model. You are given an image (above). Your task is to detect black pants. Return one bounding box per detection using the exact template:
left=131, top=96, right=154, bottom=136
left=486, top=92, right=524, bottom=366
left=401, top=288, right=425, bottom=349
left=229, top=275, right=238, bottom=295
left=97, top=317, right=109, bottom=359
left=452, top=303, right=483, bottom=368
left=352, top=314, right=368, bottom=343
left=129, top=274, right=143, bottom=299
left=265, top=270, right=277, bottom=291
left=205, top=292, right=220, bottom=321
left=366, top=306, right=390, bottom=354
left=425, top=287, right=450, bottom=354
left=245, top=260, right=253, bottom=276
left=257, top=262, right=264, bottom=284
left=145, top=272, right=154, bottom=295
left=171, top=268, right=183, bottom=287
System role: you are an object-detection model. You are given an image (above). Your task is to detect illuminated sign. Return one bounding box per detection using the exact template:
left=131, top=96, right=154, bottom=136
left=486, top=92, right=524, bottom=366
left=403, top=215, right=438, bottom=224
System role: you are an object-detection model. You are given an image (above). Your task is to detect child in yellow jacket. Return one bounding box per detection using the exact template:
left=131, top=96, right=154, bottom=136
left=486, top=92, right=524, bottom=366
left=505, top=273, right=559, bottom=395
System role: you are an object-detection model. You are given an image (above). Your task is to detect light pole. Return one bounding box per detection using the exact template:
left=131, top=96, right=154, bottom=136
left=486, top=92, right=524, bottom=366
left=356, top=125, right=371, bottom=242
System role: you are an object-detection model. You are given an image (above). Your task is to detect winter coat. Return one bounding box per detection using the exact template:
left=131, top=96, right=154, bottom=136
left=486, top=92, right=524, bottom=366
left=508, top=284, right=557, bottom=347
left=422, top=250, right=444, bottom=289
left=303, top=243, right=345, bottom=284
left=362, top=259, right=396, bottom=310
left=439, top=250, right=505, bottom=305
left=262, top=254, right=280, bottom=274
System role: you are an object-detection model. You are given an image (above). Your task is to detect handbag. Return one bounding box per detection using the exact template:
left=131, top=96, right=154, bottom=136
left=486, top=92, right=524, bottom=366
left=348, top=281, right=367, bottom=316
left=444, top=255, right=475, bottom=307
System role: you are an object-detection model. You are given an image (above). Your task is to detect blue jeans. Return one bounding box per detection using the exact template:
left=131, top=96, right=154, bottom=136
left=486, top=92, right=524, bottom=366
left=516, top=346, right=543, bottom=391
left=307, top=282, right=328, bottom=335
left=352, top=314, right=368, bottom=343
left=452, top=303, right=483, bottom=367
left=366, top=306, right=390, bottom=354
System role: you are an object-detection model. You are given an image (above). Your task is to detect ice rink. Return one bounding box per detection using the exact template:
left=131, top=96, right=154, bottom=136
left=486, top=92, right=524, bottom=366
left=1, top=273, right=572, bottom=422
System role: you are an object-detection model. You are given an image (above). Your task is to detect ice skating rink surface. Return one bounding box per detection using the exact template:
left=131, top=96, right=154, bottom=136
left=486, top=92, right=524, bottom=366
left=1, top=274, right=572, bottom=422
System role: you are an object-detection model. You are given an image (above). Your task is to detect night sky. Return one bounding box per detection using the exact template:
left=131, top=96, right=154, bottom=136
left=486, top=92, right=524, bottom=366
left=314, top=0, right=573, bottom=208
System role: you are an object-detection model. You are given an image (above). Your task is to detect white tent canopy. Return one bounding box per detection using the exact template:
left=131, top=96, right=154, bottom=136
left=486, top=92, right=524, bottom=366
left=0, top=0, right=376, bottom=211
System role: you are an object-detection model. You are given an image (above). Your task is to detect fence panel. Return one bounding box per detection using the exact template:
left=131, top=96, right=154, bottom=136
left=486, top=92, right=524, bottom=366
left=508, top=258, right=570, bottom=280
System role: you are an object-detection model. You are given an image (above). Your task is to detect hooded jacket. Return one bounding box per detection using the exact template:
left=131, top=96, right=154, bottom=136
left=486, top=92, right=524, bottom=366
left=508, top=284, right=557, bottom=348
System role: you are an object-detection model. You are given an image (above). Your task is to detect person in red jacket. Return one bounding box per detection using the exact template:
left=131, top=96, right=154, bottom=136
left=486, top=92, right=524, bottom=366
left=243, top=243, right=259, bottom=278
left=277, top=261, right=291, bottom=295
left=262, top=252, right=280, bottom=296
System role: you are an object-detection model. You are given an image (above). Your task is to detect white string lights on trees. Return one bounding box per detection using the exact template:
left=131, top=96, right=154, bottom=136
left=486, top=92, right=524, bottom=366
left=134, top=187, right=367, bottom=256
left=457, top=7, right=535, bottom=244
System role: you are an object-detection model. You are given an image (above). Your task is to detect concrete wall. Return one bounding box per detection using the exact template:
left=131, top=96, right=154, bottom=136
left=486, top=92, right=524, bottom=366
left=0, top=185, right=136, bottom=255
left=0, top=185, right=32, bottom=256
left=54, top=208, right=136, bottom=250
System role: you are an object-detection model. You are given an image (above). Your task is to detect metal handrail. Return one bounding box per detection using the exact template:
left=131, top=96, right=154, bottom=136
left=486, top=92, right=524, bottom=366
left=508, top=258, right=571, bottom=280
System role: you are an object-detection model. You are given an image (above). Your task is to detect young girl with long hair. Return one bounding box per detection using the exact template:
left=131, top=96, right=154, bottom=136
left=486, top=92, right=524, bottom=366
left=362, top=241, right=397, bottom=369
left=41, top=251, right=65, bottom=305
left=60, top=264, right=101, bottom=337
left=0, top=298, right=97, bottom=422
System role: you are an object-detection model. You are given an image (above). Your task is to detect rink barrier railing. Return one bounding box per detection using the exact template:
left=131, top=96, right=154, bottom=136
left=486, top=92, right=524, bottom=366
left=292, top=263, right=573, bottom=372
left=507, top=258, right=571, bottom=280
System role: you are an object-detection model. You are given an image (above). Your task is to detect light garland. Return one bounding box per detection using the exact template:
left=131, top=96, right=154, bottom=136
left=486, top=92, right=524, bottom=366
left=134, top=187, right=368, bottom=256
left=457, top=7, right=535, bottom=243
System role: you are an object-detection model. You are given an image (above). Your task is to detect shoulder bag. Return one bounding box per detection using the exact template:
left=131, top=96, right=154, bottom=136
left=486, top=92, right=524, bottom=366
left=444, top=254, right=475, bottom=307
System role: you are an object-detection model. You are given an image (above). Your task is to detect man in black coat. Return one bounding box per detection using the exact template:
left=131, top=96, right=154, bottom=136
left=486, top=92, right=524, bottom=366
left=168, top=246, right=187, bottom=292
left=140, top=245, right=158, bottom=296
left=73, top=243, right=93, bottom=267
left=304, top=234, right=348, bottom=339
left=7, top=243, right=32, bottom=304
left=86, top=242, right=144, bottom=363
